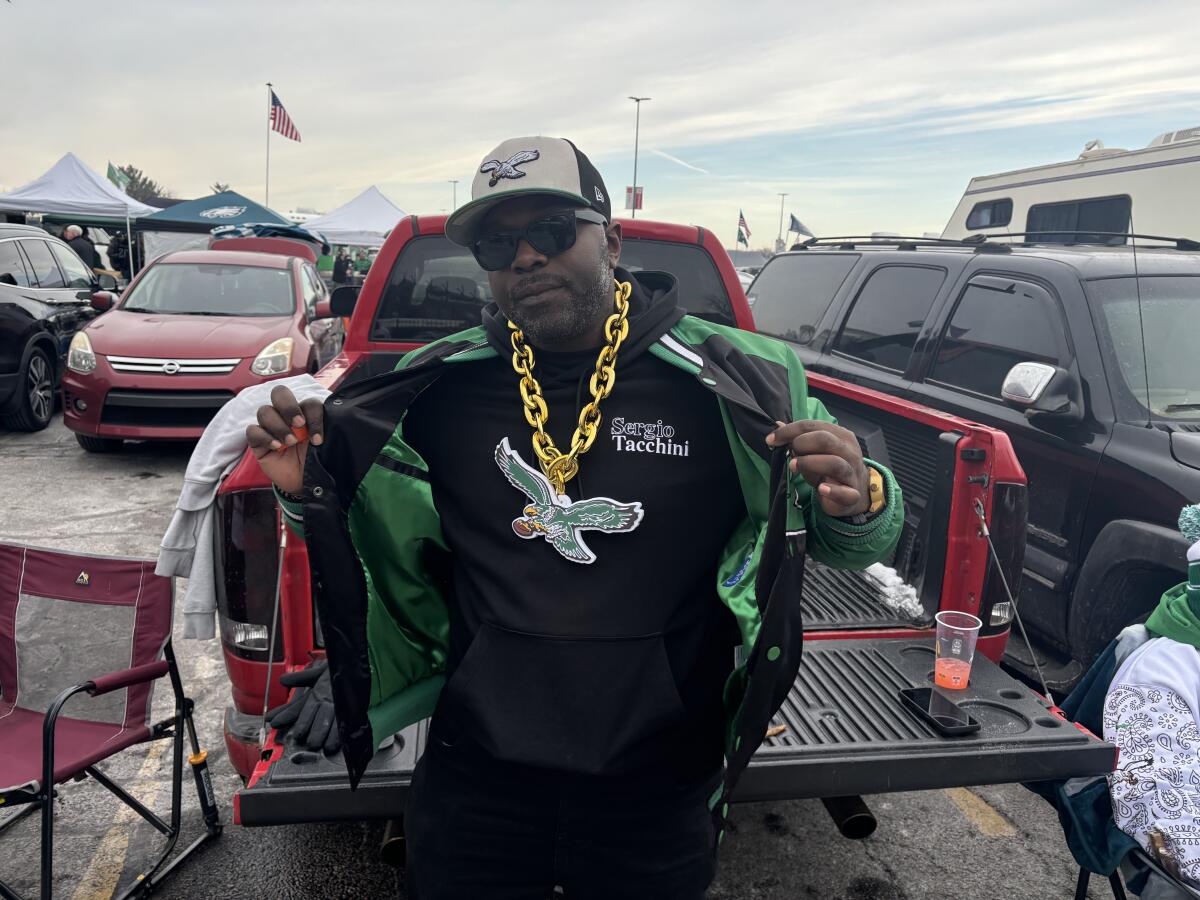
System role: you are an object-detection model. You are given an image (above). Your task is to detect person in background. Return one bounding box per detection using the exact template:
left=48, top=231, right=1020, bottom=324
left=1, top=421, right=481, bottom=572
left=1105, top=502, right=1200, bottom=891
left=63, top=224, right=98, bottom=269
left=108, top=231, right=132, bottom=281
left=332, top=249, right=350, bottom=286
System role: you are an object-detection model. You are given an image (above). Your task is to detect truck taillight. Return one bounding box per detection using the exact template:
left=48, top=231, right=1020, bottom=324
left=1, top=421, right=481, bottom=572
left=214, top=488, right=282, bottom=662
left=978, top=482, right=1028, bottom=637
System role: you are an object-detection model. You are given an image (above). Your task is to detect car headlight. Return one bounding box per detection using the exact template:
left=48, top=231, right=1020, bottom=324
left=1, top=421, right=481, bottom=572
left=251, top=338, right=294, bottom=376
left=67, top=331, right=96, bottom=374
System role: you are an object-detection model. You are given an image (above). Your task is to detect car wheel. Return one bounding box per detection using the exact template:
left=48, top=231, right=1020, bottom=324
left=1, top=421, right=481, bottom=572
left=75, top=433, right=123, bottom=454
left=0, top=346, right=54, bottom=432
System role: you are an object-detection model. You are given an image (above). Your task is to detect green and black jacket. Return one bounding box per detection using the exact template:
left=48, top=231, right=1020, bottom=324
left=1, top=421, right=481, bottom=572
left=284, top=280, right=902, bottom=836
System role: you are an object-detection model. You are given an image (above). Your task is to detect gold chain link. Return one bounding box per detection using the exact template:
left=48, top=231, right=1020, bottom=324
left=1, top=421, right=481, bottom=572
left=509, top=279, right=632, bottom=493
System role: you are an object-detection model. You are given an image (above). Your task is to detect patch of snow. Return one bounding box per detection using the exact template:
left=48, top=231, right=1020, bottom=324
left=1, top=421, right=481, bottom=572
left=864, top=562, right=924, bottom=620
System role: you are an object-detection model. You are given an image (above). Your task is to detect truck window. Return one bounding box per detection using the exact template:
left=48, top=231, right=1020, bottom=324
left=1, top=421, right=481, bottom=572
left=832, top=265, right=946, bottom=372
left=747, top=254, right=858, bottom=344
left=618, top=239, right=734, bottom=326
left=966, top=198, right=1012, bottom=230
left=1027, top=195, right=1131, bottom=244
left=928, top=277, right=1068, bottom=397
left=370, top=235, right=735, bottom=343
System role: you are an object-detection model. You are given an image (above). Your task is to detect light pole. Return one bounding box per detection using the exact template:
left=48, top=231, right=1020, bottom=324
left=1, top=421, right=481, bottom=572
left=629, top=96, right=650, bottom=219
left=449, top=180, right=459, bottom=209
left=777, top=193, right=788, bottom=246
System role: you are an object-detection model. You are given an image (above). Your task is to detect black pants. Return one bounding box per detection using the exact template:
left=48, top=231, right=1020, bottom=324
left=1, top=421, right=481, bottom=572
left=404, top=731, right=719, bottom=900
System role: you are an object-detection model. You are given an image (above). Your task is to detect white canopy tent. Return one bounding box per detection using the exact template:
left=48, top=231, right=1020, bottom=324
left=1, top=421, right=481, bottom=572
left=299, top=186, right=405, bottom=248
left=0, top=153, right=155, bottom=220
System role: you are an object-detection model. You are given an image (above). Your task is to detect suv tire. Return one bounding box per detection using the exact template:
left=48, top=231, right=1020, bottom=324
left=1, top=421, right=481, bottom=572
left=0, top=346, right=54, bottom=432
left=75, top=433, right=123, bottom=454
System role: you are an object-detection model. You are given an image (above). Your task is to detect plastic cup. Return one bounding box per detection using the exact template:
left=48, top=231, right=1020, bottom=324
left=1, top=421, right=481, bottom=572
left=934, top=611, right=982, bottom=690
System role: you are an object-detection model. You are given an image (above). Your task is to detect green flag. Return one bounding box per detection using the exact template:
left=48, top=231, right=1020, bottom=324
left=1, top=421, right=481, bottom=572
left=107, top=162, right=131, bottom=192
left=736, top=227, right=749, bottom=247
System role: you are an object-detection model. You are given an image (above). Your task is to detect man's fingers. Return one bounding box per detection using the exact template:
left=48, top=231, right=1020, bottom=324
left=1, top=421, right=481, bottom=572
left=246, top=424, right=279, bottom=459
left=767, top=419, right=842, bottom=448
left=271, top=386, right=303, bottom=431
left=791, top=453, right=858, bottom=487
left=784, top=429, right=846, bottom=458
left=257, top=404, right=293, bottom=444
left=817, top=481, right=863, bottom=511
left=299, top=397, right=325, bottom=446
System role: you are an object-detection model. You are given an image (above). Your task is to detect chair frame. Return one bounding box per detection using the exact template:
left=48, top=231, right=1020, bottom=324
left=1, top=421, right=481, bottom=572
left=1075, top=849, right=1200, bottom=900
left=0, top=641, right=221, bottom=900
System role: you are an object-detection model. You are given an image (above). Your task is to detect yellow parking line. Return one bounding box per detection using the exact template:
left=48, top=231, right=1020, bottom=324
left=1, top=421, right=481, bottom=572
left=70, top=740, right=169, bottom=900
left=944, top=787, right=1016, bottom=837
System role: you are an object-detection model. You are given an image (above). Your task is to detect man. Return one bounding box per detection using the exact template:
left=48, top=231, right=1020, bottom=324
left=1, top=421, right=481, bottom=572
left=248, top=136, right=902, bottom=898
left=332, top=248, right=350, bottom=285
left=63, top=224, right=97, bottom=269
left=1104, top=503, right=1200, bottom=892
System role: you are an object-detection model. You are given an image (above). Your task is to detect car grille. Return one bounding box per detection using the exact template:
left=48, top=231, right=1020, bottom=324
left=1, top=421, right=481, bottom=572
left=105, top=355, right=241, bottom=375
left=100, top=389, right=236, bottom=428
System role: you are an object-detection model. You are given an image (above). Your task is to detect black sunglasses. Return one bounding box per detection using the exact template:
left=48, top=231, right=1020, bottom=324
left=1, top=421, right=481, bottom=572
left=471, top=209, right=609, bottom=272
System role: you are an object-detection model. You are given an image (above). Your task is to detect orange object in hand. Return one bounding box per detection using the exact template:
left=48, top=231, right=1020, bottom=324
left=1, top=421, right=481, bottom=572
left=276, top=425, right=309, bottom=453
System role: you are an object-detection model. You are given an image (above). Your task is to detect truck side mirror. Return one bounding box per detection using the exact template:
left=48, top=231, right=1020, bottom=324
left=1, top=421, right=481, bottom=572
left=96, top=273, right=118, bottom=291
left=330, top=285, right=359, bottom=318
left=1001, top=361, right=1083, bottom=427
left=311, top=299, right=334, bottom=319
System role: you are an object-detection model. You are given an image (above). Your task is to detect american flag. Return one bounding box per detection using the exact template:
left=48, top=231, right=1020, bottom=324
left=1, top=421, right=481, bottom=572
left=738, top=209, right=751, bottom=238
left=270, top=90, right=301, bottom=142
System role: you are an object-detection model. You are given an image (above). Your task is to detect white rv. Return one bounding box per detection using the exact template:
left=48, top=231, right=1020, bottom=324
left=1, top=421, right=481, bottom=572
left=942, top=126, right=1200, bottom=242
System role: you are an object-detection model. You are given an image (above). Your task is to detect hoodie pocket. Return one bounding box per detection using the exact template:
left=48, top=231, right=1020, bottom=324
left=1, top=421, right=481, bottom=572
left=440, top=622, right=687, bottom=775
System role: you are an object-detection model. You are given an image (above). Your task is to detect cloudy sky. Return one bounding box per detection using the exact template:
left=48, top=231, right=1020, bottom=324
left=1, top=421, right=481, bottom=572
left=4, top=1, right=1200, bottom=247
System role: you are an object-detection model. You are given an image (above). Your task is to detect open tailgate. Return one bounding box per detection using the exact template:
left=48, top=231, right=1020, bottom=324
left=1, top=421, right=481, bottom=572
left=235, top=636, right=1114, bottom=826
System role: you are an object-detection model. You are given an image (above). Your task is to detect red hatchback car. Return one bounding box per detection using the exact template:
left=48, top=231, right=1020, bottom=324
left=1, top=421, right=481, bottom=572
left=62, top=247, right=343, bottom=452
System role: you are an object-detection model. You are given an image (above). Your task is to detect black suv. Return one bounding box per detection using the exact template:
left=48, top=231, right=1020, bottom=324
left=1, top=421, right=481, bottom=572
left=0, top=223, right=112, bottom=431
left=748, top=235, right=1200, bottom=686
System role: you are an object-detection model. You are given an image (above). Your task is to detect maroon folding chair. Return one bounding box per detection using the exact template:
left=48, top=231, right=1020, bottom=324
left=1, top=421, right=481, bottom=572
left=0, top=542, right=220, bottom=900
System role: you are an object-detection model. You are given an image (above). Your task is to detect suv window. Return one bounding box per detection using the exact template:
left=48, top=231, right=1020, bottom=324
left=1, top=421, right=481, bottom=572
left=370, top=235, right=735, bottom=343
left=1027, top=195, right=1131, bottom=244
left=0, top=240, right=31, bottom=287
left=747, top=254, right=858, bottom=344
left=300, top=265, right=320, bottom=314
left=20, top=240, right=65, bottom=289
left=966, top=198, right=1013, bottom=230
left=832, top=265, right=946, bottom=372
left=49, top=241, right=94, bottom=289
left=929, top=277, right=1069, bottom=397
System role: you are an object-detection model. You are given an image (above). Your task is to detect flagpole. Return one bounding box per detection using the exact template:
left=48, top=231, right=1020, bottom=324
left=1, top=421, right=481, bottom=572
left=265, top=82, right=272, bottom=208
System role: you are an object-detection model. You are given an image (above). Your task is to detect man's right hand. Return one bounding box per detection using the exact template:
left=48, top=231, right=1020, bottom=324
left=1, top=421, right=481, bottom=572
left=246, top=386, right=325, bottom=495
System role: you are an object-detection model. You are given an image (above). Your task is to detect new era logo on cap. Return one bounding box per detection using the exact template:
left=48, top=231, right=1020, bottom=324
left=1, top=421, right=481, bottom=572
left=445, top=136, right=612, bottom=246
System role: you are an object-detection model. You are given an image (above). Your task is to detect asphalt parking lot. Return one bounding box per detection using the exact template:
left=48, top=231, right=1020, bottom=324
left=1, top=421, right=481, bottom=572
left=0, top=416, right=1108, bottom=899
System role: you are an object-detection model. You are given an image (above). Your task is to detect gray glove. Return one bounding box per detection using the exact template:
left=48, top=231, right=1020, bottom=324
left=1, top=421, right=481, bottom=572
left=267, top=660, right=341, bottom=755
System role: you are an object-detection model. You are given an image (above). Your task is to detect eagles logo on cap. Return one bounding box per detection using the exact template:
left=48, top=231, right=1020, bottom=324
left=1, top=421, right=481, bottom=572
left=480, top=150, right=540, bottom=187
left=445, top=136, right=612, bottom=246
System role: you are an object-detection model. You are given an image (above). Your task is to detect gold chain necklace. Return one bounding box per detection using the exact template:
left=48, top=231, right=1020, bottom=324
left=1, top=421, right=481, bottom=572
left=509, top=279, right=632, bottom=494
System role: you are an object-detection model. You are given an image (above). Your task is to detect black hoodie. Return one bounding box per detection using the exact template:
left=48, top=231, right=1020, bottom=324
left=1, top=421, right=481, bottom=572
left=401, top=269, right=746, bottom=780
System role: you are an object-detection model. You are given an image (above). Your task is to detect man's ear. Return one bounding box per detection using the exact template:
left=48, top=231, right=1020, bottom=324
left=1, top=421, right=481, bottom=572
left=606, top=221, right=622, bottom=267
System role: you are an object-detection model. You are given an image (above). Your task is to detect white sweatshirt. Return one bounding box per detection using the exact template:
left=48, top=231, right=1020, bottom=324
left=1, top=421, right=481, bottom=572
left=156, top=374, right=330, bottom=639
left=1104, top=634, right=1200, bottom=887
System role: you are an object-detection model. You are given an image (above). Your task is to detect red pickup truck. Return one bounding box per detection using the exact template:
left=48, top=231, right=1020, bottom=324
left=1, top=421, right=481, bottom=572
left=210, top=215, right=1113, bottom=830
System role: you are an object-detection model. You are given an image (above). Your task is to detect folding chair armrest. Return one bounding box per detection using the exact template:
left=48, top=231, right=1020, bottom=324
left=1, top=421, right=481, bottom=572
left=87, top=661, right=171, bottom=697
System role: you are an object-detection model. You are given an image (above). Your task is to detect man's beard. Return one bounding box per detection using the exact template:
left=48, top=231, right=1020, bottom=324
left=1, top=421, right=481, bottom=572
left=507, top=259, right=614, bottom=348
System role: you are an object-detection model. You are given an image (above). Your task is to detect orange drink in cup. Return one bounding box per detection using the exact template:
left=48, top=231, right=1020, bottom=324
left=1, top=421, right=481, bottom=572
left=934, top=611, right=982, bottom=690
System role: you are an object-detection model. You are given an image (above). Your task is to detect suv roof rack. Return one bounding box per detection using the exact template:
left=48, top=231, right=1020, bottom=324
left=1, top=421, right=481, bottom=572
left=791, top=235, right=985, bottom=251
left=968, top=231, right=1200, bottom=251
left=789, top=232, right=1200, bottom=254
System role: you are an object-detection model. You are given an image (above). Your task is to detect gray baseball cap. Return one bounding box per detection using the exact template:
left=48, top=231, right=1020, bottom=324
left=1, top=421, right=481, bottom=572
left=445, top=136, right=612, bottom=246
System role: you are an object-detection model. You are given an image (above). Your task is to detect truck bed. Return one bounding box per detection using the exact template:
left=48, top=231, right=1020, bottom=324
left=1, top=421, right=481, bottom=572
left=236, top=638, right=1112, bottom=825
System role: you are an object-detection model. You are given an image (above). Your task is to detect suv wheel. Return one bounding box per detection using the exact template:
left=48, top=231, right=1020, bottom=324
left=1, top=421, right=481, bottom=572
left=0, top=347, right=54, bottom=432
left=75, top=433, right=123, bottom=454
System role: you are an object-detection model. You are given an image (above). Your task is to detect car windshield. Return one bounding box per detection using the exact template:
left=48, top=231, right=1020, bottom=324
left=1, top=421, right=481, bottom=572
left=120, top=263, right=294, bottom=317
left=1087, top=275, right=1200, bottom=422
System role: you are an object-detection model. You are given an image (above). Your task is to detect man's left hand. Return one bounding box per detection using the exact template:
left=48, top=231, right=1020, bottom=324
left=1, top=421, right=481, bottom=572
left=767, top=420, right=870, bottom=518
